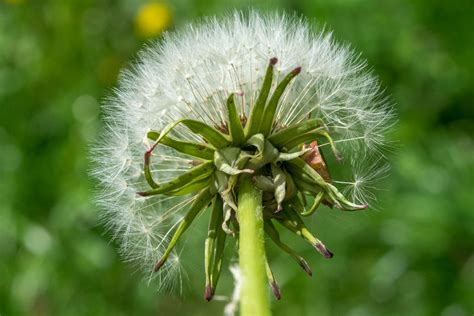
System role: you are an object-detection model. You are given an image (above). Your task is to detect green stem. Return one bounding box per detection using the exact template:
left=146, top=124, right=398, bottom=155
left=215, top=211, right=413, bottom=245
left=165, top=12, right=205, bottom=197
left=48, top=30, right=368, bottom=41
left=237, top=176, right=271, bottom=316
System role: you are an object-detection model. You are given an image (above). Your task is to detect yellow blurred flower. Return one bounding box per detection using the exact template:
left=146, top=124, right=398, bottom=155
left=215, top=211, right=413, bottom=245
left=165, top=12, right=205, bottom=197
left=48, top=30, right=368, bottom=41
left=135, top=2, right=172, bottom=39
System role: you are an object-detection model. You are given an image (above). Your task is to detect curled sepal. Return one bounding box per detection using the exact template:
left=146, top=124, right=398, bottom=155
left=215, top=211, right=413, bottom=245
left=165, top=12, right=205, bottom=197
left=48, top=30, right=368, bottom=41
left=246, top=140, right=280, bottom=170
left=289, top=157, right=367, bottom=210
left=268, top=118, right=326, bottom=148
left=299, top=191, right=325, bottom=216
left=281, top=168, right=297, bottom=200
left=153, top=188, right=214, bottom=272
left=214, top=148, right=254, bottom=175
left=245, top=133, right=265, bottom=156
left=226, top=93, right=245, bottom=146
left=275, top=208, right=333, bottom=259
left=245, top=57, right=278, bottom=138
left=253, top=175, right=275, bottom=192
left=147, top=130, right=215, bottom=160
left=204, top=196, right=226, bottom=301
left=265, top=256, right=281, bottom=300
left=260, top=66, right=302, bottom=136
left=219, top=174, right=239, bottom=211
left=326, top=183, right=368, bottom=211
left=222, top=203, right=238, bottom=236
left=137, top=161, right=214, bottom=197
left=264, top=219, right=312, bottom=277
left=276, top=147, right=311, bottom=162
left=271, top=164, right=286, bottom=212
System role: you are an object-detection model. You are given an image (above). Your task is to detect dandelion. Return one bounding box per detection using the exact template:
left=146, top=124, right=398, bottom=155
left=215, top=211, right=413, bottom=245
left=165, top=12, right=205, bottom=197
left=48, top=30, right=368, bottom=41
left=92, top=11, right=394, bottom=315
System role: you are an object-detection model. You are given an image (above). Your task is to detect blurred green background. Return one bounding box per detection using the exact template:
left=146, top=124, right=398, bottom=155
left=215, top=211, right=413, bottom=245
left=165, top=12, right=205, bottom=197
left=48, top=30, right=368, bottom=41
left=1, top=0, right=473, bottom=315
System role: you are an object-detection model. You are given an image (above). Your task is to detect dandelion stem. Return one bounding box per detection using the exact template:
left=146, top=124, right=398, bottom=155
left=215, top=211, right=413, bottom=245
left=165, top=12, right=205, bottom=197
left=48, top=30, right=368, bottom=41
left=237, top=176, right=271, bottom=316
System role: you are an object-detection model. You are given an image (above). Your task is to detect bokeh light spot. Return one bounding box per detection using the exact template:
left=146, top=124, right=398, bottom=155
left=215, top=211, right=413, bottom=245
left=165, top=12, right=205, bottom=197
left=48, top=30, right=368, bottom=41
left=135, top=2, right=172, bottom=39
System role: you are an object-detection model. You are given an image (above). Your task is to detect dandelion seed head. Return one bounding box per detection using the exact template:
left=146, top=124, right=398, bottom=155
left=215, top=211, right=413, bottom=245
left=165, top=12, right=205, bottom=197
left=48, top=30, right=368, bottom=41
left=91, top=11, right=393, bottom=288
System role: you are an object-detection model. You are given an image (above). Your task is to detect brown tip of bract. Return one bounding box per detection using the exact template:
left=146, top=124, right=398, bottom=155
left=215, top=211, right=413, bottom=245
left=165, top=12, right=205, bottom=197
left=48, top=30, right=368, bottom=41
left=270, top=57, right=278, bottom=66
left=315, top=244, right=334, bottom=259
left=204, top=284, right=213, bottom=301
left=137, top=191, right=147, bottom=197
left=292, top=66, right=302, bottom=76
left=271, top=281, right=282, bottom=300
left=298, top=260, right=313, bottom=277
left=153, top=258, right=165, bottom=272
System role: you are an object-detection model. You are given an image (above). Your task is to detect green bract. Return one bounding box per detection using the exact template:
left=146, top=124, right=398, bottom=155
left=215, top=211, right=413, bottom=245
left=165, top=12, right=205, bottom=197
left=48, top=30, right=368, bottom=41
left=138, top=58, right=367, bottom=300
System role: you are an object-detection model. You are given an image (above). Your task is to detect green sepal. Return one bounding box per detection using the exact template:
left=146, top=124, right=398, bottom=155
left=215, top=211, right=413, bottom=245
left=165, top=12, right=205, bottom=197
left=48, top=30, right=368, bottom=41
left=153, top=188, right=214, bottom=272
left=138, top=161, right=214, bottom=197
left=245, top=57, right=277, bottom=138
left=299, top=191, right=324, bottom=216
left=253, top=176, right=275, bottom=192
left=213, top=170, right=228, bottom=193
left=287, top=159, right=365, bottom=210
left=290, top=172, right=324, bottom=194
left=326, top=183, right=368, bottom=211
left=264, top=255, right=281, bottom=300
left=268, top=118, right=325, bottom=148
left=214, top=147, right=254, bottom=175
left=314, top=130, right=342, bottom=161
left=264, top=219, right=312, bottom=276
left=275, top=208, right=333, bottom=259
left=277, top=147, right=310, bottom=161
left=281, top=168, right=297, bottom=200
left=153, top=119, right=230, bottom=149
left=226, top=93, right=245, bottom=146
left=180, top=119, right=231, bottom=149
left=204, top=196, right=225, bottom=301
left=147, top=130, right=215, bottom=160
left=211, top=200, right=227, bottom=295
left=271, top=164, right=286, bottom=212
left=246, top=140, right=279, bottom=170
left=279, top=129, right=341, bottom=160
left=222, top=203, right=237, bottom=236
left=288, top=195, right=306, bottom=214
left=165, top=177, right=211, bottom=196
left=245, top=133, right=265, bottom=156
left=259, top=66, right=301, bottom=136
left=286, top=158, right=329, bottom=190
